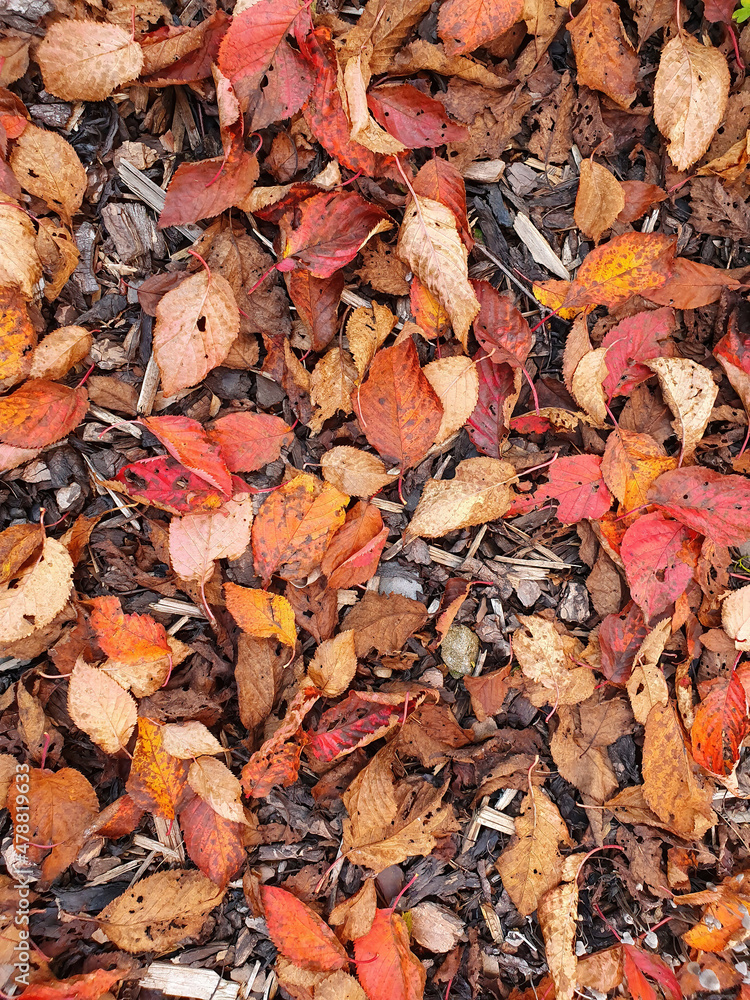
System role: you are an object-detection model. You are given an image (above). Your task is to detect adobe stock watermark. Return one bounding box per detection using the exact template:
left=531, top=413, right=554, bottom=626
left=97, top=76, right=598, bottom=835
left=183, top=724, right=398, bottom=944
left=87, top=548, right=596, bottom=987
left=12, top=762, right=32, bottom=989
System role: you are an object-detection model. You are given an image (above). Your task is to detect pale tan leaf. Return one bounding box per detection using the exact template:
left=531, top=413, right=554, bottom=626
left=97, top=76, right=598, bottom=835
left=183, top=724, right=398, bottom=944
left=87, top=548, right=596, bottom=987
left=153, top=271, right=240, bottom=396
left=423, top=356, right=479, bottom=445
left=644, top=357, right=718, bottom=462
left=342, top=53, right=407, bottom=154
left=315, top=971, right=369, bottom=1000
left=321, top=446, right=397, bottom=497
left=0, top=537, right=73, bottom=642
left=101, top=634, right=189, bottom=698
left=397, top=194, right=479, bottom=349
left=574, top=159, right=625, bottom=245
left=188, top=756, right=248, bottom=824
left=329, top=881, right=377, bottom=941
left=346, top=304, right=397, bottom=377
left=10, top=124, right=87, bottom=224
left=405, top=457, right=515, bottom=540
left=495, top=785, right=572, bottom=916
left=161, top=721, right=224, bottom=759
left=0, top=202, right=42, bottom=300
left=722, top=584, right=750, bottom=651
left=409, top=901, right=465, bottom=953
left=307, top=630, right=357, bottom=698
left=29, top=326, right=93, bottom=381
left=309, top=348, right=358, bottom=434
left=626, top=619, right=670, bottom=724
left=562, top=315, right=591, bottom=394
left=539, top=879, right=578, bottom=1000
left=99, top=869, right=226, bottom=953
left=36, top=20, right=144, bottom=102
left=169, top=496, right=253, bottom=586
left=654, top=34, right=730, bottom=171
left=513, top=615, right=596, bottom=707
left=571, top=348, right=609, bottom=424
left=67, top=658, right=137, bottom=754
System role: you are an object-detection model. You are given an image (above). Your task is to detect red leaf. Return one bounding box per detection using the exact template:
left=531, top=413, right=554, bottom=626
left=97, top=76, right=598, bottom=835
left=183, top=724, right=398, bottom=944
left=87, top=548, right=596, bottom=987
left=115, top=456, right=236, bottom=515
left=413, top=159, right=472, bottom=249
left=601, top=307, right=676, bottom=398
left=703, top=0, right=736, bottom=23
left=279, top=190, right=392, bottom=278
left=0, top=380, right=87, bottom=448
left=647, top=467, right=750, bottom=547
left=691, top=672, right=749, bottom=776
left=180, top=794, right=246, bottom=888
left=141, top=415, right=232, bottom=494
left=301, top=28, right=404, bottom=180
left=467, top=354, right=519, bottom=457
left=623, top=945, right=682, bottom=1000
left=89, top=595, right=170, bottom=662
left=261, top=885, right=347, bottom=971
left=321, top=501, right=389, bottom=589
left=217, top=0, right=313, bottom=127
left=206, top=412, right=294, bottom=473
left=93, top=794, right=145, bottom=839
left=617, top=181, right=668, bottom=224
left=17, top=970, right=125, bottom=1000
left=620, top=511, right=699, bottom=621
left=598, top=602, right=648, bottom=684
left=472, top=280, right=533, bottom=366
left=535, top=455, right=613, bottom=524
left=141, top=11, right=230, bottom=86
left=306, top=690, right=415, bottom=762
left=159, top=151, right=259, bottom=227
left=354, top=908, right=426, bottom=1000
left=352, top=337, right=443, bottom=470
left=367, top=82, right=469, bottom=148
left=242, top=685, right=320, bottom=797
left=286, top=268, right=344, bottom=352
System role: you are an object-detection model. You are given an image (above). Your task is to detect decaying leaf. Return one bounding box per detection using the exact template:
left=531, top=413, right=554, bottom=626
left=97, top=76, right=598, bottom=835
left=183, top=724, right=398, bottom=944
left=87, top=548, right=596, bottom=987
left=405, top=457, right=515, bottom=539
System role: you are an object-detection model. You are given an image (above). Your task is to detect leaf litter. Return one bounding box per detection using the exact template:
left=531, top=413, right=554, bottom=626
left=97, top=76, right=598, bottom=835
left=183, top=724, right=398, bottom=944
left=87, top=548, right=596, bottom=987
left=2, top=0, right=750, bottom=998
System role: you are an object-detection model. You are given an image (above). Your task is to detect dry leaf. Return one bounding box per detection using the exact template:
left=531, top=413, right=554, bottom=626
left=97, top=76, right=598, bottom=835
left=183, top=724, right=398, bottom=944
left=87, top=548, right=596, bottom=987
left=496, top=785, right=572, bottom=915
left=10, top=124, right=87, bottom=224
left=36, top=20, right=144, bottom=102
left=654, top=34, right=730, bottom=171
left=405, top=457, right=515, bottom=539
left=169, top=497, right=253, bottom=586
left=644, top=357, right=718, bottom=462
left=309, top=348, right=358, bottom=433
left=307, top=630, right=357, bottom=697
left=67, top=658, right=137, bottom=754
left=626, top=620, right=670, bottom=724
left=321, top=446, right=397, bottom=497
left=161, top=721, right=224, bottom=758
left=538, top=876, right=579, bottom=1000
left=397, top=194, right=479, bottom=349
left=571, top=348, right=609, bottom=424
left=225, top=584, right=297, bottom=648
left=514, top=615, right=596, bottom=707
left=0, top=201, right=42, bottom=300
left=574, top=159, right=625, bottom=244
left=188, top=756, right=247, bottom=824
left=346, top=303, right=397, bottom=376
left=722, top=585, right=750, bottom=651
left=29, top=326, right=92, bottom=381
left=0, top=536, right=73, bottom=642
left=423, top=356, right=480, bottom=445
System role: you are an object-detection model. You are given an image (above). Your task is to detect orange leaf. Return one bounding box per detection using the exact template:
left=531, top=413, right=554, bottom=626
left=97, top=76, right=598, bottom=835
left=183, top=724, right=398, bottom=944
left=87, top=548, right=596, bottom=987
left=261, top=885, right=347, bottom=971
left=251, top=472, right=348, bottom=586
left=568, top=0, right=639, bottom=108
left=0, top=286, right=34, bottom=390
left=142, top=415, right=232, bottom=494
left=207, top=411, right=294, bottom=472
left=17, top=970, right=125, bottom=1000
left=352, top=338, right=443, bottom=471
left=180, top=794, right=246, bottom=888
left=241, top=685, right=320, bottom=797
left=563, top=233, right=675, bottom=309
left=0, top=380, right=87, bottom=449
left=644, top=257, right=744, bottom=309
left=691, top=672, right=749, bottom=776
left=437, top=0, right=524, bottom=55
left=89, top=596, right=170, bottom=664
left=126, top=717, right=189, bottom=821
left=354, top=908, right=426, bottom=1000
left=153, top=269, right=240, bottom=396
left=321, top=501, right=388, bottom=590
left=410, top=278, right=451, bottom=341
left=286, top=269, right=345, bottom=353
left=224, top=584, right=297, bottom=647
left=622, top=945, right=681, bottom=1000
left=160, top=151, right=259, bottom=227
left=35, top=20, right=143, bottom=101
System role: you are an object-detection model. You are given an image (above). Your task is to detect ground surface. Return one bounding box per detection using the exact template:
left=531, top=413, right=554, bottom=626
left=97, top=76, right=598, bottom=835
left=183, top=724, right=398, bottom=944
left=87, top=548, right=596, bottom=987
left=1, top=1, right=750, bottom=999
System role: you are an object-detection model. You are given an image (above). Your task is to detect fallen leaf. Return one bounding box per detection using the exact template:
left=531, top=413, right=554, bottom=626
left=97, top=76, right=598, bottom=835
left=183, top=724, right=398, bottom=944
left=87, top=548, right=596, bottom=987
left=14, top=971, right=124, bottom=1000
left=471, top=280, right=532, bottom=365
left=67, top=658, right=137, bottom=755
left=437, top=0, right=524, bottom=55
left=405, top=457, right=516, bottom=539
left=345, top=591, right=429, bottom=658
left=352, top=337, right=443, bottom=470
left=161, top=721, right=224, bottom=758
left=538, top=874, right=579, bottom=1000
left=424, top=356, right=480, bottom=445
left=169, top=496, right=253, bottom=587
left=464, top=665, right=512, bottom=721
left=0, top=380, right=88, bottom=449
left=251, top=472, right=348, bottom=586
left=0, top=536, right=73, bottom=643
left=621, top=512, right=699, bottom=621
left=564, top=233, right=675, bottom=309
left=188, top=756, right=247, bottom=824
left=623, top=945, right=682, bottom=1000
left=513, top=615, right=596, bottom=707
left=574, top=159, right=625, bottom=244
left=179, top=794, right=246, bottom=888
left=321, top=446, right=397, bottom=498
left=411, top=278, right=452, bottom=340
left=329, top=880, right=377, bottom=942
left=467, top=353, right=521, bottom=456
left=568, top=0, right=639, bottom=106
left=646, top=257, right=743, bottom=309
left=10, top=123, right=86, bottom=224
left=496, top=784, right=572, bottom=915
left=287, top=269, right=345, bottom=353
left=601, top=430, right=676, bottom=517
left=153, top=269, right=240, bottom=396
left=262, top=885, right=347, bottom=971
left=626, top=620, right=670, bottom=724
left=647, top=467, right=750, bottom=547
left=534, top=454, right=613, bottom=524
left=0, top=287, right=33, bottom=390
left=397, top=193, right=480, bottom=349
left=722, top=584, right=750, bottom=650
left=159, top=151, right=259, bottom=227
left=654, top=34, right=730, bottom=170
left=113, top=456, right=231, bottom=515
left=643, top=357, right=718, bottom=462
left=602, top=309, right=676, bottom=399
left=29, top=326, right=92, bottom=382
left=0, top=200, right=42, bottom=300
left=368, top=82, right=469, bottom=147
left=691, top=672, right=748, bottom=777
left=414, top=159, right=473, bottom=249
left=142, top=415, right=232, bottom=494
left=99, top=869, right=225, bottom=953
left=617, top=181, right=669, bottom=224
left=0, top=522, right=43, bottom=585
left=307, top=630, right=358, bottom=699
left=320, top=501, right=388, bottom=590
left=354, top=908, right=426, bottom=1000
left=36, top=20, right=144, bottom=101
left=206, top=411, right=293, bottom=472
left=242, top=685, right=320, bottom=797
left=571, top=347, right=609, bottom=423
left=89, top=595, right=170, bottom=663
left=347, top=303, right=397, bottom=377
left=126, top=717, right=189, bottom=820
left=309, top=347, right=358, bottom=433
left=225, top=584, right=297, bottom=647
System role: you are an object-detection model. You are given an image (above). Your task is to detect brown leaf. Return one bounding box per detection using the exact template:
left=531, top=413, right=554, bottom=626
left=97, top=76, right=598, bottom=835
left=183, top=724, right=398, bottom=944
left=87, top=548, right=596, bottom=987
left=188, top=756, right=247, bottom=824
left=0, top=200, right=42, bottom=300
left=29, top=326, right=92, bottom=382
left=405, top=457, right=515, bottom=540
left=574, top=159, right=625, bottom=244
left=344, top=591, right=429, bottom=657
left=10, top=124, right=87, bottom=225
left=0, top=537, right=73, bottom=643
left=569, top=0, right=639, bottom=108
left=309, top=348, right=358, bottom=433
left=321, top=446, right=397, bottom=498
left=36, top=21, right=144, bottom=101
left=538, top=876, right=579, bottom=1000
left=346, top=304, right=397, bottom=377
left=307, top=630, right=358, bottom=698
